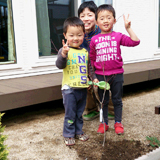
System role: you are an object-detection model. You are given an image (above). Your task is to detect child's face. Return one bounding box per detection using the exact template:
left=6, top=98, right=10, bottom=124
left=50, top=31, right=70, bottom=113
left=79, top=8, right=96, bottom=33
left=63, top=26, right=84, bottom=48
left=96, top=10, right=116, bottom=34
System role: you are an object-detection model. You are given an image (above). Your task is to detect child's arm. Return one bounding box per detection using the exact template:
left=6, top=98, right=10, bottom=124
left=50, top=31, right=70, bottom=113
left=88, top=57, right=98, bottom=82
left=56, top=48, right=67, bottom=69
left=88, top=39, right=99, bottom=84
left=123, top=14, right=139, bottom=41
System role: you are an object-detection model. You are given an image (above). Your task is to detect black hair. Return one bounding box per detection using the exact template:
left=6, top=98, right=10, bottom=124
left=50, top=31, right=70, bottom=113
left=78, top=1, right=97, bottom=17
left=63, top=17, right=85, bottom=34
left=96, top=4, right=115, bottom=20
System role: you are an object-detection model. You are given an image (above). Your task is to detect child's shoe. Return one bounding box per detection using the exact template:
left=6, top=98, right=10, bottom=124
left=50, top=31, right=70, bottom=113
left=97, top=123, right=109, bottom=134
left=76, top=133, right=89, bottom=141
left=114, top=122, right=124, bottom=134
left=64, top=137, right=75, bottom=146
left=83, top=111, right=99, bottom=121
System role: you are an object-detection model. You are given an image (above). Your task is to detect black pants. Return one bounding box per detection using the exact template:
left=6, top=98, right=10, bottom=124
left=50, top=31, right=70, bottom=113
left=62, top=88, right=87, bottom=138
left=96, top=74, right=124, bottom=124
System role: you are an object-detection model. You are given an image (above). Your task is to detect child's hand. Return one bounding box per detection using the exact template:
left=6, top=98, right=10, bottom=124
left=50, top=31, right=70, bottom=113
left=123, top=14, right=131, bottom=30
left=62, top=39, right=70, bottom=57
left=93, top=78, right=99, bottom=88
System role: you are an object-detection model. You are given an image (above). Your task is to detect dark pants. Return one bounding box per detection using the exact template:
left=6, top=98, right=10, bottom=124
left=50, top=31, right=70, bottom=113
left=96, top=74, right=124, bottom=124
left=62, top=88, right=87, bottom=138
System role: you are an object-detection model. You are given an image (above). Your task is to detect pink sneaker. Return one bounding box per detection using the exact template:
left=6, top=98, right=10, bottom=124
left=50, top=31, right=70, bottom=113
left=114, top=122, right=124, bottom=134
left=97, top=123, right=109, bottom=134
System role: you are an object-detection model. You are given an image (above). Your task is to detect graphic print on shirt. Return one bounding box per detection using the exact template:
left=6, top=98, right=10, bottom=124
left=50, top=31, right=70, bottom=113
left=62, top=48, right=89, bottom=88
left=95, top=35, right=119, bottom=62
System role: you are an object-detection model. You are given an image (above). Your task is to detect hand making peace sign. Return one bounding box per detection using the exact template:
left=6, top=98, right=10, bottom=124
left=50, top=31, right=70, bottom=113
left=123, top=14, right=131, bottom=30
left=62, top=39, right=70, bottom=57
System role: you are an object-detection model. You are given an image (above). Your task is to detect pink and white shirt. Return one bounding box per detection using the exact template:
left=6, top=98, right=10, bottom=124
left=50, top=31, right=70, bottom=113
left=90, top=31, right=140, bottom=76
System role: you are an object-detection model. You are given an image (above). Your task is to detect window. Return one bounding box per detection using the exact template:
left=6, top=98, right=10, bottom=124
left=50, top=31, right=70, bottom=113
left=82, top=0, right=112, bottom=6
left=35, top=0, right=75, bottom=57
left=0, top=0, right=16, bottom=64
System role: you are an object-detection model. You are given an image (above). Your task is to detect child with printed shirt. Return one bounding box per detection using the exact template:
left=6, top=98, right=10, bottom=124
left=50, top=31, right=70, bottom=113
left=89, top=4, right=140, bottom=134
left=56, top=17, right=98, bottom=146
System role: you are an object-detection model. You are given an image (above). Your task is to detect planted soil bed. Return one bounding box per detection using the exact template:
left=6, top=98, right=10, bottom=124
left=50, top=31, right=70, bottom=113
left=2, top=79, right=160, bottom=160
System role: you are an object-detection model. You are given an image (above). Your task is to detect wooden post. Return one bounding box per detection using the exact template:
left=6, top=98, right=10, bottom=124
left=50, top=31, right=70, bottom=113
left=155, top=106, right=160, bottom=114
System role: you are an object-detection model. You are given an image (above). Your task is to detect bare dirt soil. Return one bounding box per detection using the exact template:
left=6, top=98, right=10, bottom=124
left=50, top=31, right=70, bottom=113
left=2, top=79, right=160, bottom=160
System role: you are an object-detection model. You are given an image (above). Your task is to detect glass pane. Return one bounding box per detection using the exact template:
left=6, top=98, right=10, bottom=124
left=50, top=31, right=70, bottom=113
left=82, top=0, right=112, bottom=6
left=158, top=0, right=160, bottom=47
left=0, top=0, right=16, bottom=64
left=36, top=0, right=75, bottom=57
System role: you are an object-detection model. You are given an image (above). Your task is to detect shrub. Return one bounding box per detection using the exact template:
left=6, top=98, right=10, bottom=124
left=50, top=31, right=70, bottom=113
left=0, top=113, right=9, bottom=160
left=146, top=136, right=160, bottom=147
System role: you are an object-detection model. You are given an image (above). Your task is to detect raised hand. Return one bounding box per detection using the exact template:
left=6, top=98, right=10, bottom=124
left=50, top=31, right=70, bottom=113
left=123, top=14, right=139, bottom=41
left=123, top=14, right=131, bottom=30
left=62, top=39, right=70, bottom=57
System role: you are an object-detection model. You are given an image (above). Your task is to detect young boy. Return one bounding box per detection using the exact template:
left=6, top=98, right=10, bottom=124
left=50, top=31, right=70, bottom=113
left=56, top=17, right=98, bottom=146
left=89, top=5, right=140, bottom=134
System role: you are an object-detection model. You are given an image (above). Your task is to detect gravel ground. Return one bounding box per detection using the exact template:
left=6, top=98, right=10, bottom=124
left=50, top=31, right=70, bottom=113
left=2, top=80, right=160, bottom=159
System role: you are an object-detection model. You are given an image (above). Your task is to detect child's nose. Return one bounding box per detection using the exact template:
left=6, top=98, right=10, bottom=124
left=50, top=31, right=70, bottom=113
left=104, top=18, right=108, bottom=22
left=73, top=36, right=78, bottom=40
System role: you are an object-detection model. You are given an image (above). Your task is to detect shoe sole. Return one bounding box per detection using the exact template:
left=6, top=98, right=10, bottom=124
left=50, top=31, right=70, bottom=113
left=76, top=135, right=89, bottom=141
left=64, top=139, right=75, bottom=146
left=80, top=137, right=89, bottom=141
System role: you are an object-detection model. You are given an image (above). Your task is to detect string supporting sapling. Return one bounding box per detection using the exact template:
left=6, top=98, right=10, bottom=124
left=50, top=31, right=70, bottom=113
left=89, top=63, right=111, bottom=147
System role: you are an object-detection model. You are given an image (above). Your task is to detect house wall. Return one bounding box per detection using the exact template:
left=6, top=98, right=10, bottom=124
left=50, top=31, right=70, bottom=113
left=113, top=0, right=160, bottom=63
left=0, top=0, right=159, bottom=80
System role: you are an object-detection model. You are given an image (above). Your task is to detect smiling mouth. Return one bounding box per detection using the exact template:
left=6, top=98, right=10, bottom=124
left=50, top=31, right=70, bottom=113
left=104, top=24, right=109, bottom=28
left=84, top=23, right=90, bottom=27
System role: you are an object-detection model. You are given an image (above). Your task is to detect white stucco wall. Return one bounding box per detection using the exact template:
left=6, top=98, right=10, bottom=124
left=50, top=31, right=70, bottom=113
left=114, top=0, right=160, bottom=63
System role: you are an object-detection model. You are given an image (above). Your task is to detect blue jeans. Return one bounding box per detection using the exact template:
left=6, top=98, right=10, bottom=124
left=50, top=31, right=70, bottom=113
left=62, top=88, right=87, bottom=138
left=96, top=74, right=124, bottom=124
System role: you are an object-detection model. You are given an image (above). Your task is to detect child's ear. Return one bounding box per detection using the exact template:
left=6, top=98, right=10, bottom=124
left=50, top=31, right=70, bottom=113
left=63, top=33, right=67, bottom=39
left=114, top=19, right=117, bottom=24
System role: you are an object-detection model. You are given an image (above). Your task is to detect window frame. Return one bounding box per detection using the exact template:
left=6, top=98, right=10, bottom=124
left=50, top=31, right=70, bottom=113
left=0, top=0, right=17, bottom=65
left=0, top=0, right=22, bottom=70
left=156, top=0, right=160, bottom=55
left=34, top=0, right=79, bottom=65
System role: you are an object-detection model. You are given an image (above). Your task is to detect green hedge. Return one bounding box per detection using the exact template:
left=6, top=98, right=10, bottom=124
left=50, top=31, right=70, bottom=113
left=0, top=113, right=9, bottom=160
